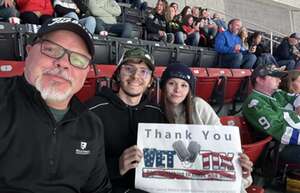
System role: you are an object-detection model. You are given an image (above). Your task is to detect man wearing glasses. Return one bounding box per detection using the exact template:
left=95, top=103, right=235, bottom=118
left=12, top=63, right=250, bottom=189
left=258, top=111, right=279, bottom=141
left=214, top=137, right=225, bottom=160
left=86, top=48, right=166, bottom=193
left=0, top=17, right=111, bottom=193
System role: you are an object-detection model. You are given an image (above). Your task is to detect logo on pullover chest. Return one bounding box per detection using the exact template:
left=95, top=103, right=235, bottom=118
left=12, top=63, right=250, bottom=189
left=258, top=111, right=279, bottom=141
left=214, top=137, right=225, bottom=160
left=75, top=141, right=90, bottom=155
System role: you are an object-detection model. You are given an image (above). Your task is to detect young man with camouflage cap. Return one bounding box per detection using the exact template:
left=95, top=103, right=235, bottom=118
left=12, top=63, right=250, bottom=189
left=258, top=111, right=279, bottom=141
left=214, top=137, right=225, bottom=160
left=242, top=64, right=300, bottom=164
left=86, top=48, right=166, bottom=193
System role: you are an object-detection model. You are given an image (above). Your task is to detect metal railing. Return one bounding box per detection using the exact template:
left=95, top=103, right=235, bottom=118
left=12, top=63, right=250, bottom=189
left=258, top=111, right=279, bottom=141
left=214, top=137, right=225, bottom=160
left=208, top=8, right=288, bottom=54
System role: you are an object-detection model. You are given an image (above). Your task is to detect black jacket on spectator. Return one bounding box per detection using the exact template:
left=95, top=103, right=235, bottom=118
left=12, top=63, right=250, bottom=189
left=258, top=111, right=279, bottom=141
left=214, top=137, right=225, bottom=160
left=0, top=76, right=111, bottom=193
left=86, top=87, right=166, bottom=193
left=274, top=38, right=294, bottom=60
left=145, top=12, right=167, bottom=34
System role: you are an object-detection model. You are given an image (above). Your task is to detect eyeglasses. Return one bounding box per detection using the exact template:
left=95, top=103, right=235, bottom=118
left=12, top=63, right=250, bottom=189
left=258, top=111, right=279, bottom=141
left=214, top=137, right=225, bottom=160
left=37, top=39, right=91, bottom=69
left=121, top=64, right=152, bottom=78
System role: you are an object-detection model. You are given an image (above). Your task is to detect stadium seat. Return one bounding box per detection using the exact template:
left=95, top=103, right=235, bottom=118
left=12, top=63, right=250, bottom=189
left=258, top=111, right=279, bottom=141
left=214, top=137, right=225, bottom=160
left=75, top=68, right=97, bottom=102
left=192, top=67, right=217, bottom=102
left=197, top=48, right=218, bottom=67
left=227, top=69, right=252, bottom=115
left=154, top=66, right=166, bottom=78
left=246, top=185, right=265, bottom=193
left=225, top=69, right=251, bottom=103
left=114, top=37, right=148, bottom=64
left=0, top=22, right=24, bottom=60
left=95, top=64, right=117, bottom=78
left=175, top=45, right=200, bottom=67
left=151, top=42, right=176, bottom=66
left=220, top=116, right=272, bottom=164
left=206, top=68, right=231, bottom=113
left=93, top=37, right=116, bottom=64
left=0, top=60, right=24, bottom=77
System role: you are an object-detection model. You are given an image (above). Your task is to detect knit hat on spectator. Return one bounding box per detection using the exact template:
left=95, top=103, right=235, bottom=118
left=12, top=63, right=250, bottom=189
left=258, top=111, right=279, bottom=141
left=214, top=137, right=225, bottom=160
left=36, top=17, right=95, bottom=58
left=251, top=64, right=287, bottom=84
left=160, top=63, right=195, bottom=92
left=118, top=48, right=155, bottom=71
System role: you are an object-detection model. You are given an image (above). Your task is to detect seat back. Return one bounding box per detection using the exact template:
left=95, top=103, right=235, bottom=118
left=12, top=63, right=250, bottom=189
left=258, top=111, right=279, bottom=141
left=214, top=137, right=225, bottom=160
left=220, top=116, right=272, bottom=164
left=0, top=60, right=24, bottom=77
left=0, top=22, right=24, bottom=60
left=225, top=69, right=252, bottom=103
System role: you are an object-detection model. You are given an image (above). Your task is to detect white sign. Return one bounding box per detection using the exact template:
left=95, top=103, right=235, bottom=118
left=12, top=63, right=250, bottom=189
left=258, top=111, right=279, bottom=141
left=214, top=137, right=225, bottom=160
left=135, top=123, right=242, bottom=193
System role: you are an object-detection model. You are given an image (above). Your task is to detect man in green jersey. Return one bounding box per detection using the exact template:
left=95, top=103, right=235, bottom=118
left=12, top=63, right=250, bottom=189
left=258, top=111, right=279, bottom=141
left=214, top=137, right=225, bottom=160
left=243, top=64, right=300, bottom=163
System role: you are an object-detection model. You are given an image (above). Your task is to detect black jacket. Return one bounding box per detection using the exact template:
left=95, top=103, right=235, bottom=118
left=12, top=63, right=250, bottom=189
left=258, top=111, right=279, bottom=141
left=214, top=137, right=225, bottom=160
left=145, top=11, right=167, bottom=34
left=0, top=76, right=111, bottom=193
left=86, top=87, right=166, bottom=192
left=274, top=38, right=294, bottom=60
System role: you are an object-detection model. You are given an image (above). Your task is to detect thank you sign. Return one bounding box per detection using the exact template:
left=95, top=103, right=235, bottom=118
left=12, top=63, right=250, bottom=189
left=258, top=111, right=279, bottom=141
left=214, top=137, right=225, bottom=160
left=135, top=123, right=242, bottom=193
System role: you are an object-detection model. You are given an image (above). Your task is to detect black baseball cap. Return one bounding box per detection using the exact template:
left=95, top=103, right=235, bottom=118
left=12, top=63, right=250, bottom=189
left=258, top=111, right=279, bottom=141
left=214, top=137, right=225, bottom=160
left=290, top=33, right=300, bottom=40
left=251, top=64, right=287, bottom=83
left=36, top=17, right=95, bottom=58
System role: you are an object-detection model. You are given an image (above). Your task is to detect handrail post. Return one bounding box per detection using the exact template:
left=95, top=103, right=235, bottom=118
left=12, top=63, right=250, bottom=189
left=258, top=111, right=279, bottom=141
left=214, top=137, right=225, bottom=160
left=270, top=32, right=273, bottom=55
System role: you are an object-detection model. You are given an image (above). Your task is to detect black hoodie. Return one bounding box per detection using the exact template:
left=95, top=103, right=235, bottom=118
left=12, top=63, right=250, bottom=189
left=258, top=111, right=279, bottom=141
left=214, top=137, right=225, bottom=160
left=86, top=87, right=166, bottom=192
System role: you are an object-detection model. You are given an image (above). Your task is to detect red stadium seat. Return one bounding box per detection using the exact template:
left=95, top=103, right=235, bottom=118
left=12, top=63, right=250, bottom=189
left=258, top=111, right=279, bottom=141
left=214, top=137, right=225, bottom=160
left=0, top=60, right=24, bottom=77
left=95, top=64, right=117, bottom=78
left=192, top=67, right=216, bottom=102
left=154, top=66, right=166, bottom=78
left=220, top=116, right=272, bottom=164
left=225, top=69, right=252, bottom=103
left=75, top=67, right=97, bottom=102
left=246, top=185, right=265, bottom=193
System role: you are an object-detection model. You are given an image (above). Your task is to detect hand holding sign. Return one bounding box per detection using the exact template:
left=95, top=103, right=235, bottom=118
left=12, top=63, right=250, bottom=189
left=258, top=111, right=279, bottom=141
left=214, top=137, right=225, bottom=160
left=119, top=145, right=143, bottom=176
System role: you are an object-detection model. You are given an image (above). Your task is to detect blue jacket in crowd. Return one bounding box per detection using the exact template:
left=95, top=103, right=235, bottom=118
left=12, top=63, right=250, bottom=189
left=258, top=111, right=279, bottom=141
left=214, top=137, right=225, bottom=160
left=215, top=30, right=242, bottom=54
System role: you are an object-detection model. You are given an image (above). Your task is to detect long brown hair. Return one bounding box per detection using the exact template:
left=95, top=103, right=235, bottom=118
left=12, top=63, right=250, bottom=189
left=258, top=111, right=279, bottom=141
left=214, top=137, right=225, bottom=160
left=279, top=70, right=300, bottom=93
left=160, top=84, right=194, bottom=124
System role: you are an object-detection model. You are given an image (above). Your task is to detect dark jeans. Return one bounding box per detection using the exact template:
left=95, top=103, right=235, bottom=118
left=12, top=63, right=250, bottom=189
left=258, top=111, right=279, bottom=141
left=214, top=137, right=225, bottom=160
left=0, top=6, right=19, bottom=21
left=95, top=18, right=133, bottom=38
left=277, top=59, right=300, bottom=70
left=219, top=52, right=256, bottom=69
left=20, top=12, right=52, bottom=25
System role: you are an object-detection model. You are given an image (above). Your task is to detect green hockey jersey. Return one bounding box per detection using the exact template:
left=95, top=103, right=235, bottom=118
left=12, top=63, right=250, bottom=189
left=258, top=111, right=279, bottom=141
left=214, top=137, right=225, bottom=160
left=242, top=89, right=300, bottom=145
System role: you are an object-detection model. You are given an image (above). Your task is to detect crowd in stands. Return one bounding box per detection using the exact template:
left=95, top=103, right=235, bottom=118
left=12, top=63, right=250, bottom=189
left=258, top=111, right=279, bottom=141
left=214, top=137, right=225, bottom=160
left=1, top=0, right=299, bottom=70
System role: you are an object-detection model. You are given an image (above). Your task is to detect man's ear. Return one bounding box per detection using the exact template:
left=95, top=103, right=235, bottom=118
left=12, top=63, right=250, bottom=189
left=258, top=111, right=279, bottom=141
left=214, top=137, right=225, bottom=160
left=25, top=44, right=33, bottom=54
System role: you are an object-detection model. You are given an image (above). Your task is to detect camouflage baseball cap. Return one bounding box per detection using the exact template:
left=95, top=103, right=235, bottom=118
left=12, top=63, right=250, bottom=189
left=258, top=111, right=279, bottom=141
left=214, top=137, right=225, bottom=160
left=251, top=64, right=287, bottom=83
left=118, top=48, right=155, bottom=71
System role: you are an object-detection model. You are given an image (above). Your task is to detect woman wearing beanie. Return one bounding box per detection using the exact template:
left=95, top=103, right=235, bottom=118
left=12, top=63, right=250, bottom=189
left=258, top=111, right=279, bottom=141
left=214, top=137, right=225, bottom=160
left=160, top=63, right=253, bottom=193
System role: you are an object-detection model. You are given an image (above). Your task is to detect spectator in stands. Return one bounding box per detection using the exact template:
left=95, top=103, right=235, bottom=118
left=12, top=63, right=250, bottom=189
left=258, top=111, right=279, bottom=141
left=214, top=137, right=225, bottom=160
left=86, top=48, right=166, bottom=193
left=53, top=0, right=96, bottom=34
left=165, top=5, right=180, bottom=35
left=175, top=14, right=200, bottom=46
left=159, top=63, right=253, bottom=193
left=274, top=32, right=300, bottom=70
left=174, top=5, right=191, bottom=24
left=145, top=0, right=174, bottom=43
left=196, top=17, right=209, bottom=47
left=88, top=0, right=133, bottom=38
left=0, top=17, right=112, bottom=193
left=243, top=64, right=300, bottom=164
left=16, top=0, right=53, bottom=24
left=191, top=6, right=200, bottom=21
left=212, top=12, right=227, bottom=32
left=199, top=8, right=218, bottom=45
left=248, top=31, right=277, bottom=67
left=238, top=26, right=257, bottom=65
left=170, top=2, right=179, bottom=15
left=0, top=0, right=19, bottom=22
left=215, top=19, right=256, bottom=69
left=280, top=70, right=300, bottom=94
left=129, top=0, right=148, bottom=11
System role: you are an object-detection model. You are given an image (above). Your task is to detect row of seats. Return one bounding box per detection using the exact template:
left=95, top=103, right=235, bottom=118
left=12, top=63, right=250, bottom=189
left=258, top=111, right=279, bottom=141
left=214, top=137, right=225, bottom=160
left=0, top=60, right=252, bottom=114
left=0, top=21, right=219, bottom=67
